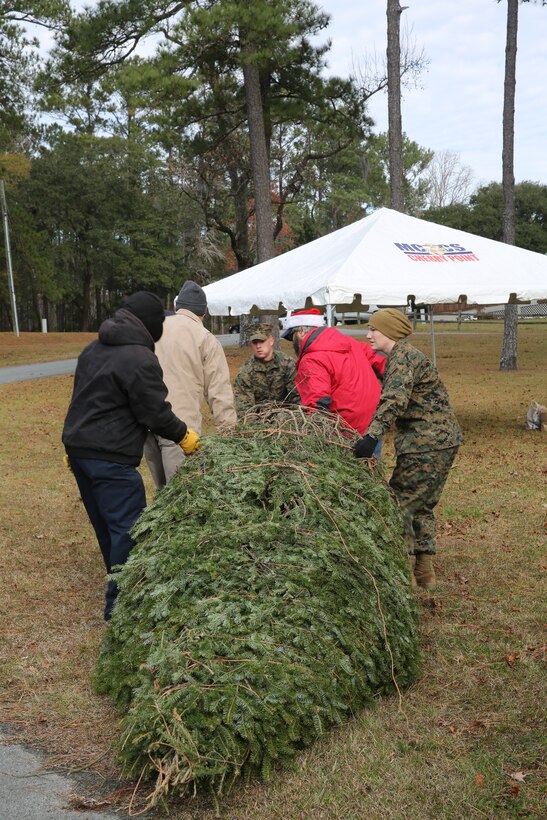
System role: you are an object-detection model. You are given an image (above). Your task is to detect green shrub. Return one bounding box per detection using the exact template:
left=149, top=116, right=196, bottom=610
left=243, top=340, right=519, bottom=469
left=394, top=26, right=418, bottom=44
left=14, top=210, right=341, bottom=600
left=94, top=410, right=420, bottom=806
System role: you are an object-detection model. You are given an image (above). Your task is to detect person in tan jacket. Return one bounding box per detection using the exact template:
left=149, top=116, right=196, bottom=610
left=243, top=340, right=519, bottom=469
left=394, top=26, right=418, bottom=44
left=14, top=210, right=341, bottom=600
left=143, top=280, right=237, bottom=488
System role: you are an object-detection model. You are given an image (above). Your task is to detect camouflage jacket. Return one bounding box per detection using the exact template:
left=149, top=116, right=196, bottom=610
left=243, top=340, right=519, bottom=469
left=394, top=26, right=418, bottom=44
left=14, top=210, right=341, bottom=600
left=366, top=339, right=463, bottom=454
left=234, top=350, right=300, bottom=414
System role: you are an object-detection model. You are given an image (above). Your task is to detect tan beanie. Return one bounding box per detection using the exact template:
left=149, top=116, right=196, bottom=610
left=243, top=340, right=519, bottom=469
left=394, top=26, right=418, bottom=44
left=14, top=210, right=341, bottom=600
left=368, top=308, right=412, bottom=341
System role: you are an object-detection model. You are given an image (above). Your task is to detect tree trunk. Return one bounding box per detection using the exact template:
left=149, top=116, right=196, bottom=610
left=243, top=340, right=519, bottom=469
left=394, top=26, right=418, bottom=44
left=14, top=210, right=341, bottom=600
left=240, top=44, right=277, bottom=346
left=81, top=259, right=92, bottom=331
left=499, top=302, right=518, bottom=370
left=228, top=165, right=253, bottom=271
left=31, top=280, right=42, bottom=331
left=386, top=0, right=405, bottom=212
left=502, top=0, right=517, bottom=246
left=242, top=55, right=275, bottom=264
left=500, top=0, right=519, bottom=370
left=238, top=313, right=257, bottom=347
left=95, top=285, right=103, bottom=327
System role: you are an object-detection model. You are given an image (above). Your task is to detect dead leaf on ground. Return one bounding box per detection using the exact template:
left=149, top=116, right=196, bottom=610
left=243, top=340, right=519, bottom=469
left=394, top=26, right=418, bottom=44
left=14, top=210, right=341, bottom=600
left=524, top=644, right=546, bottom=660
left=446, top=724, right=461, bottom=736
left=505, top=653, right=520, bottom=667
left=509, top=771, right=527, bottom=783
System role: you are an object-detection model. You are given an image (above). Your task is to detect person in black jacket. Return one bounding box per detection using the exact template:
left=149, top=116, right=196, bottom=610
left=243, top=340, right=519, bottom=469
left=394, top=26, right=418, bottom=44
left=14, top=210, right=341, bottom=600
left=62, top=291, right=201, bottom=621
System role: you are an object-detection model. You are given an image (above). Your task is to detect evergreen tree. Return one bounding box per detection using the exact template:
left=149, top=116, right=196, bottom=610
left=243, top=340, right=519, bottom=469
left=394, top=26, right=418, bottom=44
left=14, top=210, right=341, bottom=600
left=425, top=182, right=547, bottom=256
left=52, top=0, right=358, bottom=268
left=0, top=1, right=70, bottom=148
left=8, top=130, right=201, bottom=330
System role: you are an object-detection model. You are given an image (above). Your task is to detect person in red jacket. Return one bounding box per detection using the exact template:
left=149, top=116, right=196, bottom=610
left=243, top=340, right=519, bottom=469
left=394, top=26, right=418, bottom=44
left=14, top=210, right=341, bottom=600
left=281, top=309, right=385, bottom=449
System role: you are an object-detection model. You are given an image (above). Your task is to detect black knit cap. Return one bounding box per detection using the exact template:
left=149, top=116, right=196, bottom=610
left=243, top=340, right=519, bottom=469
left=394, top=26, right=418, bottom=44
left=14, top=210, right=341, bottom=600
left=123, top=291, right=165, bottom=342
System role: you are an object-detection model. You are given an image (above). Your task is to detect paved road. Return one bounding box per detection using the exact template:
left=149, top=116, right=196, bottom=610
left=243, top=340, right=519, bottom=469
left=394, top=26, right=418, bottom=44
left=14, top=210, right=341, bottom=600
left=0, top=335, right=238, bottom=384
left=0, top=330, right=376, bottom=385
left=0, top=358, right=79, bottom=385
left=0, top=729, right=116, bottom=818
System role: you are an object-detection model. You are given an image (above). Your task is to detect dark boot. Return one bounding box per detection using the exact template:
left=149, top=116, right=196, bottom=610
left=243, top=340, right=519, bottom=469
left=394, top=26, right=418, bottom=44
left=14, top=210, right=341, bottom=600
left=414, top=553, right=436, bottom=589
left=104, top=578, right=118, bottom=621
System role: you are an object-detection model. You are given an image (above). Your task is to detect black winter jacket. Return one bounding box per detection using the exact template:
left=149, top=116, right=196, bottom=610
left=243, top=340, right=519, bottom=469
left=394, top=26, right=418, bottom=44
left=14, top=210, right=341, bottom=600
left=62, top=308, right=187, bottom=465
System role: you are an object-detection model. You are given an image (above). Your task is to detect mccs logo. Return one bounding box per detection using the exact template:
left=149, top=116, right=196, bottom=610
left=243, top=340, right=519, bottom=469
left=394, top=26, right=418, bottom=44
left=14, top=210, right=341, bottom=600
left=395, top=243, right=479, bottom=262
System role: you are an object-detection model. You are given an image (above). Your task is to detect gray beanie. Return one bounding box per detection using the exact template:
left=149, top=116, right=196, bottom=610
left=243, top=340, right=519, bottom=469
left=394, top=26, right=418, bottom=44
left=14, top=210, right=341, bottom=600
left=175, top=280, right=207, bottom=315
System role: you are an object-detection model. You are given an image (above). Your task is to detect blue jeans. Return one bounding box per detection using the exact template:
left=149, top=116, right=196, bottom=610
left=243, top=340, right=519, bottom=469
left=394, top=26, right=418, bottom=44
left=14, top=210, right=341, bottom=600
left=70, top=457, right=146, bottom=620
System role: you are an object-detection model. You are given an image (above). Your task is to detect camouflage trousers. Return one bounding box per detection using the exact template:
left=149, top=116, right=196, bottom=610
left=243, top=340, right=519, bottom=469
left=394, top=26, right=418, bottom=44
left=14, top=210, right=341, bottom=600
left=389, top=447, right=458, bottom=556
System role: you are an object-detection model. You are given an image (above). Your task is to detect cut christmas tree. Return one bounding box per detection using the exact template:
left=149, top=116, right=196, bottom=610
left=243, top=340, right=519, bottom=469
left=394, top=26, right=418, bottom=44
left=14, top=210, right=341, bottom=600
left=94, top=409, right=420, bottom=806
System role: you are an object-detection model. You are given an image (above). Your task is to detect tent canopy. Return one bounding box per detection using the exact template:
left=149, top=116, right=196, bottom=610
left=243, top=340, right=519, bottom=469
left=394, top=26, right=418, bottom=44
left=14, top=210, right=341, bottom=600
left=203, top=208, right=547, bottom=316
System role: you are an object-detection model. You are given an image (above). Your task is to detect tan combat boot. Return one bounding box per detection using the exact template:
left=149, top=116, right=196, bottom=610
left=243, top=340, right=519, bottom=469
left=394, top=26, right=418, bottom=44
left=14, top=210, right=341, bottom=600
left=408, top=555, right=417, bottom=587
left=414, top=553, right=436, bottom=590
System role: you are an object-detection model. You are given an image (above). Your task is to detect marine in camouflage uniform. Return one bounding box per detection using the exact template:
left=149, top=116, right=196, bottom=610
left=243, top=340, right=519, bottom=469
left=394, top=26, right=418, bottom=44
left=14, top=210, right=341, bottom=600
left=354, top=309, right=463, bottom=588
left=234, top=323, right=300, bottom=415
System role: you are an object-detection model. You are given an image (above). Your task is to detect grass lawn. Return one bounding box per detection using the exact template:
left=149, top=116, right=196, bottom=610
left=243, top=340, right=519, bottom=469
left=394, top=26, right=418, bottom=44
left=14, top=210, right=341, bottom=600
left=0, top=332, right=97, bottom=366
left=0, top=325, right=545, bottom=818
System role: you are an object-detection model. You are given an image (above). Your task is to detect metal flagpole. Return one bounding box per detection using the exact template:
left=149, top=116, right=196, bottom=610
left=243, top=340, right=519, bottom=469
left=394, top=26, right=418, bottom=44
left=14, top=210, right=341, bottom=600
left=0, top=179, right=19, bottom=336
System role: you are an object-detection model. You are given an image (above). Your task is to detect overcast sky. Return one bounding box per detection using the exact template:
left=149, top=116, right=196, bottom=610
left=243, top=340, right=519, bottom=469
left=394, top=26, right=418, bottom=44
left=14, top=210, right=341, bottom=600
left=35, top=1, right=546, bottom=189
left=316, top=0, right=547, bottom=188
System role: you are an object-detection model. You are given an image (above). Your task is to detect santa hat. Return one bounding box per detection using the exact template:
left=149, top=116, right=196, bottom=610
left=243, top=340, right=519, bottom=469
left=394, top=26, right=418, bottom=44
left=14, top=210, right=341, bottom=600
left=281, top=308, right=325, bottom=340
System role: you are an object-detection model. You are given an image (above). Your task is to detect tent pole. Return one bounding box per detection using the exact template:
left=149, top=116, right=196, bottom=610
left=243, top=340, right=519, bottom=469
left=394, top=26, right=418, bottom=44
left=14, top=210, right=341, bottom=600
left=429, top=305, right=436, bottom=367
left=326, top=304, right=334, bottom=327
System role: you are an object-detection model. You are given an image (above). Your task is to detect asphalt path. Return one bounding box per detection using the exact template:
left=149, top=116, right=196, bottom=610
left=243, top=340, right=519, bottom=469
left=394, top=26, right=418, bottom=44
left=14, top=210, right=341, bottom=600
left=0, top=330, right=376, bottom=385
left=0, top=334, right=240, bottom=384
left=0, top=358, right=79, bottom=385
left=0, top=729, right=117, bottom=818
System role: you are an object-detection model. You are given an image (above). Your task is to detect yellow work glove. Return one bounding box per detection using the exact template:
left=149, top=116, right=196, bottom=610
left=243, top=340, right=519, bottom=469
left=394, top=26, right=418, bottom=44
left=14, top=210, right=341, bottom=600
left=63, top=454, right=72, bottom=472
left=179, top=429, right=201, bottom=455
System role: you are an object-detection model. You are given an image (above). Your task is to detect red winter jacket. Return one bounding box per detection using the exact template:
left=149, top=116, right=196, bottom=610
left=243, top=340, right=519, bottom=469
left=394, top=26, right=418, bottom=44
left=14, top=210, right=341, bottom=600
left=296, top=327, right=386, bottom=434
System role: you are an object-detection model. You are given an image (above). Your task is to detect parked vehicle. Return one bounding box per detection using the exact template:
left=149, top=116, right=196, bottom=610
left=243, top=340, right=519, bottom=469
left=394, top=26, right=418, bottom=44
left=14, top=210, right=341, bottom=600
left=334, top=307, right=378, bottom=324
left=278, top=307, right=378, bottom=329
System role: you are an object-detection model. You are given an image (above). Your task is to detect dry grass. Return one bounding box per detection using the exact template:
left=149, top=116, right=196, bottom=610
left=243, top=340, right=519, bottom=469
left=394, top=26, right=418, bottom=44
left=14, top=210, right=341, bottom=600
left=0, top=332, right=97, bottom=366
left=0, top=325, right=545, bottom=818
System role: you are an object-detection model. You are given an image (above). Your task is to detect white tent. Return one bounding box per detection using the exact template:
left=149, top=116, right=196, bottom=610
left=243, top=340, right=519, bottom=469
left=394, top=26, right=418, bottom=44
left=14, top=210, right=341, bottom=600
left=203, top=207, right=547, bottom=316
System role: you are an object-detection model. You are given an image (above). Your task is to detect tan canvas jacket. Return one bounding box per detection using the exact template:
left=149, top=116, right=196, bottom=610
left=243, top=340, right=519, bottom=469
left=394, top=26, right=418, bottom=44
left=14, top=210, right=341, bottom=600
left=154, top=309, right=237, bottom=434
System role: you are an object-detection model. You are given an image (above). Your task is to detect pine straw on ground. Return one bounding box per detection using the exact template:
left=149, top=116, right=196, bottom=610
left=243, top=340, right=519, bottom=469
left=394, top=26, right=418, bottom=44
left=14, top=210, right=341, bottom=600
left=0, top=326, right=545, bottom=818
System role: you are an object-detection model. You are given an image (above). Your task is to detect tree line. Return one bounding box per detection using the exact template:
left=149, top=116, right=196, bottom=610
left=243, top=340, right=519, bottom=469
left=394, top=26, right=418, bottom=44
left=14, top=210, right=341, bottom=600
left=0, top=0, right=545, bottom=334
